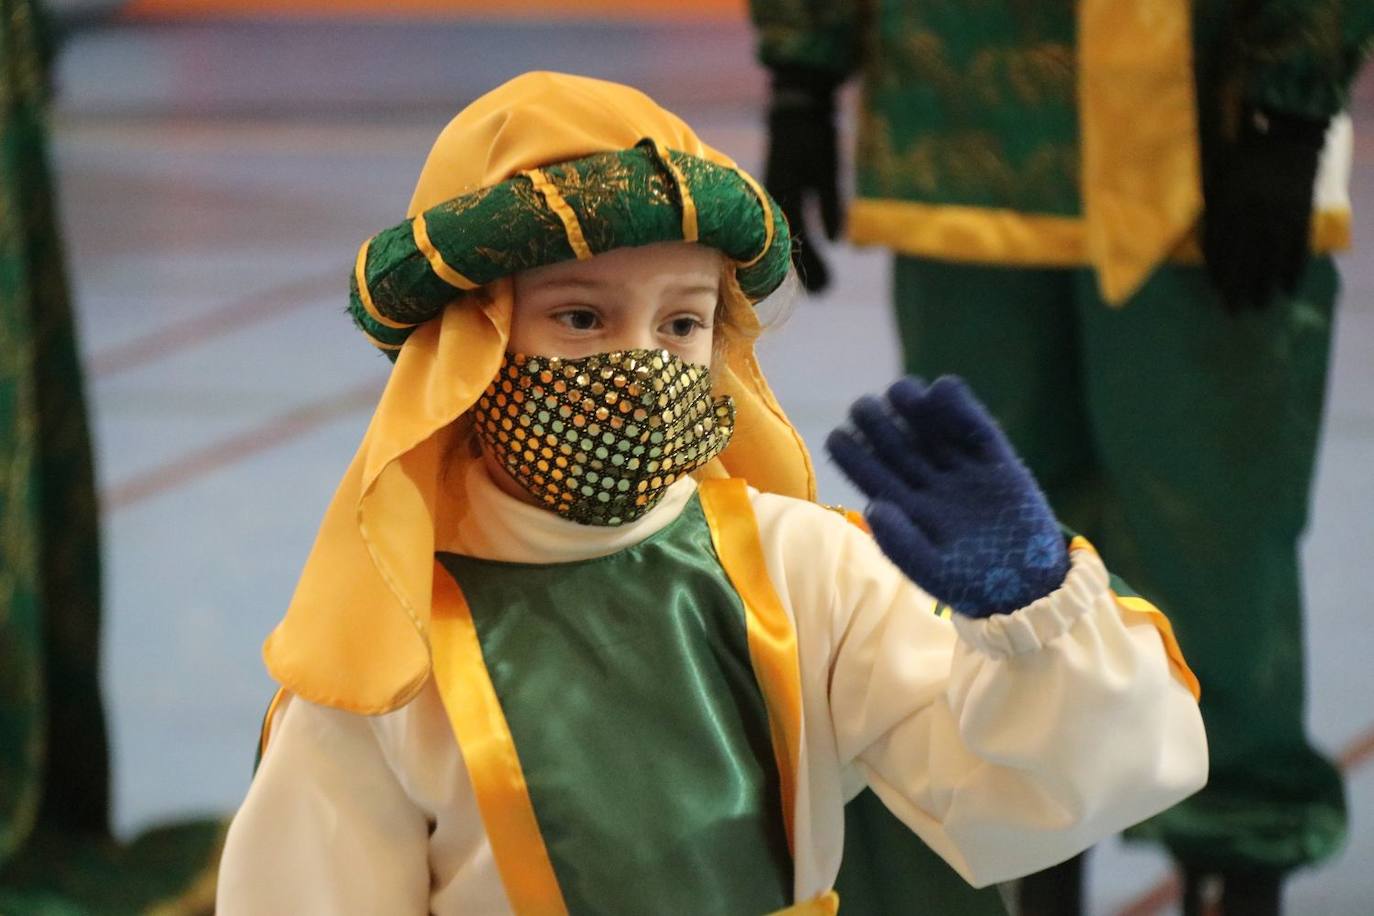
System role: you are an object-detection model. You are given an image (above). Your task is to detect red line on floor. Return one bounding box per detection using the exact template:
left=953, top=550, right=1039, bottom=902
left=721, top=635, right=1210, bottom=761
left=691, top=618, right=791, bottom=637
left=1114, top=874, right=1179, bottom=916
left=102, top=380, right=381, bottom=510
left=1113, top=723, right=1374, bottom=916
left=88, top=273, right=337, bottom=378
left=1339, top=725, right=1374, bottom=770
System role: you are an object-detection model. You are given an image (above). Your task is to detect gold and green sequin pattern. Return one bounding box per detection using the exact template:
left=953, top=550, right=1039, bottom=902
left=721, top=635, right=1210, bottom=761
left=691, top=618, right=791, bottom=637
left=474, top=349, right=735, bottom=527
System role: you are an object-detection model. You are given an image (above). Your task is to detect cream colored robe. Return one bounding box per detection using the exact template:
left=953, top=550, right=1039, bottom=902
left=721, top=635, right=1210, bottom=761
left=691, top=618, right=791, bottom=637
left=217, top=462, right=1207, bottom=913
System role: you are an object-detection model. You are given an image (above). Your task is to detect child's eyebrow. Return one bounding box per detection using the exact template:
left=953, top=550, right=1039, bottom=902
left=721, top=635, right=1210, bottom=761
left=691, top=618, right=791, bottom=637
left=527, top=278, right=719, bottom=298
left=664, top=282, right=720, bottom=296
left=527, top=277, right=606, bottom=293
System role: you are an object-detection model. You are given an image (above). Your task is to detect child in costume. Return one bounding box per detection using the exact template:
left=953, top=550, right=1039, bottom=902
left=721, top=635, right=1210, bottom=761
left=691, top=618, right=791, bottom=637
left=215, top=72, right=1207, bottom=914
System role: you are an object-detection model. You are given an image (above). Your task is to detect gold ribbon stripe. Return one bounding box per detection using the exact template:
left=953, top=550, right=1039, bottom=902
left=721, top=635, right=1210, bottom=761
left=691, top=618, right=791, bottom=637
left=355, top=239, right=418, bottom=329
left=769, top=891, right=840, bottom=915
left=1078, top=0, right=1200, bottom=304
left=525, top=168, right=594, bottom=261
left=699, top=477, right=803, bottom=856
left=733, top=167, right=777, bottom=269
left=849, top=199, right=1351, bottom=275
left=651, top=140, right=700, bottom=243
left=412, top=212, right=481, bottom=290
left=1069, top=537, right=1200, bottom=701
left=429, top=561, right=571, bottom=915
left=360, top=326, right=404, bottom=352
left=256, top=687, right=289, bottom=760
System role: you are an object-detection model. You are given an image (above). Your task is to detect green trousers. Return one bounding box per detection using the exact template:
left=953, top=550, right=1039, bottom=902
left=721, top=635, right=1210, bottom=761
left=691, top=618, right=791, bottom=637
left=892, top=255, right=1347, bottom=873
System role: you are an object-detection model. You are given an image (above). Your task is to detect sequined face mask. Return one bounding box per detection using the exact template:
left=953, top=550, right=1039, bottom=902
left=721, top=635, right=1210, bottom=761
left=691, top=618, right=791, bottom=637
left=474, top=349, right=736, bottom=526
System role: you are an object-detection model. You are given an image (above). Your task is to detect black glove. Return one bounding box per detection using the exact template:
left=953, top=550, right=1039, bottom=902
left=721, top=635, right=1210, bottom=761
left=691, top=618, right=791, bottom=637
left=764, top=66, right=842, bottom=293
left=1202, top=106, right=1327, bottom=313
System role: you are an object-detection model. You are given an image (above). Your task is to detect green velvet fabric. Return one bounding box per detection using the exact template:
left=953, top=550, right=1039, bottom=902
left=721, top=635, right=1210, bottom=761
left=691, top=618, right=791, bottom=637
left=753, top=0, right=1080, bottom=214
left=1, top=0, right=107, bottom=868
left=351, top=140, right=791, bottom=356
left=435, top=493, right=793, bottom=913
left=1, top=4, right=224, bottom=909
left=750, top=0, right=1374, bottom=214
left=834, top=789, right=1008, bottom=915
left=893, top=254, right=1347, bottom=872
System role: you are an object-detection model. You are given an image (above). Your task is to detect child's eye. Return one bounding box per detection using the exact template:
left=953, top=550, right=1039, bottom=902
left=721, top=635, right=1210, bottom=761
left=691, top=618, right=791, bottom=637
left=662, top=315, right=707, bottom=339
left=553, top=309, right=601, bottom=332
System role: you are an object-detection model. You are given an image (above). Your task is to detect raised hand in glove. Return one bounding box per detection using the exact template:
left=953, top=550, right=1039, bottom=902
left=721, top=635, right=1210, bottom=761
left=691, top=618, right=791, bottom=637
left=826, top=377, right=1069, bottom=618
left=764, top=65, right=842, bottom=292
left=1202, top=107, right=1327, bottom=313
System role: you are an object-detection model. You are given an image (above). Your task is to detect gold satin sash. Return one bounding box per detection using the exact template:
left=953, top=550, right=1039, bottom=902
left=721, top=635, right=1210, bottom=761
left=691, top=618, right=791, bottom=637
left=771, top=891, right=841, bottom=915
left=1078, top=0, right=1201, bottom=304
left=1069, top=537, right=1201, bottom=701
left=256, top=687, right=289, bottom=762
left=429, top=559, right=571, bottom=915
left=698, top=477, right=805, bottom=857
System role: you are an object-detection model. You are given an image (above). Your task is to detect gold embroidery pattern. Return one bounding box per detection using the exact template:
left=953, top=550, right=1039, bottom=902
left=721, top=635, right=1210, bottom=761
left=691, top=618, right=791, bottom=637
left=349, top=147, right=792, bottom=355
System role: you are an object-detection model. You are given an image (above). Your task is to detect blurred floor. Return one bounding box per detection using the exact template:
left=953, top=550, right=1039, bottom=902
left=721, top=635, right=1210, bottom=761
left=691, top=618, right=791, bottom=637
left=49, top=16, right=1374, bottom=915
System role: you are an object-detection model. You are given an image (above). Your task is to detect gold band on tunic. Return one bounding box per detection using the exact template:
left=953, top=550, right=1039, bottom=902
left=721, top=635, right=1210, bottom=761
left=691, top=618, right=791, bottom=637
left=1069, top=537, right=1201, bottom=701
left=699, top=477, right=804, bottom=857
left=429, top=562, right=571, bottom=915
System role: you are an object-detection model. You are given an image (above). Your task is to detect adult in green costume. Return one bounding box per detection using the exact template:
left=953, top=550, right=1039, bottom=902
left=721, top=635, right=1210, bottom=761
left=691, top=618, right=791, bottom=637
left=0, top=1, right=221, bottom=912
left=749, top=0, right=1373, bottom=913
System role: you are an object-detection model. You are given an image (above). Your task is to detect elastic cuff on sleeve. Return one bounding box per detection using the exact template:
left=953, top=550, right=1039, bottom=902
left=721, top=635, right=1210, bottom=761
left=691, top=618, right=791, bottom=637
left=951, top=547, right=1109, bottom=657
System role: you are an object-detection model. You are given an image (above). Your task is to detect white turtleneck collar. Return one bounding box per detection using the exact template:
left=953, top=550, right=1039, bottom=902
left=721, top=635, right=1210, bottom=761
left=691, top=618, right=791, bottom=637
left=443, top=455, right=700, bottom=565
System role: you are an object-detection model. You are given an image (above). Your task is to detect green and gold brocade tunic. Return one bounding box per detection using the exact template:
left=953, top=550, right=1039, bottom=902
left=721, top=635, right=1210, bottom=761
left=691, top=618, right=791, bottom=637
left=751, top=0, right=1372, bottom=288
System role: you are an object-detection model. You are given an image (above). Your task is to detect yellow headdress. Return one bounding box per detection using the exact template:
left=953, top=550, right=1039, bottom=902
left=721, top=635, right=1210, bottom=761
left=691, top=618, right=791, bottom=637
left=263, top=72, right=815, bottom=714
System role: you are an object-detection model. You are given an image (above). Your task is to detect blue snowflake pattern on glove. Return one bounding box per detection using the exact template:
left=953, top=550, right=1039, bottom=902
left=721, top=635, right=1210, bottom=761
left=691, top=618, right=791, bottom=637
left=826, top=376, right=1070, bottom=618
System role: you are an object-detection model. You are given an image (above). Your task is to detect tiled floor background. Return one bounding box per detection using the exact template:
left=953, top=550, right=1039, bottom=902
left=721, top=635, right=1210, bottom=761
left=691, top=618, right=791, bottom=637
left=47, top=17, right=1374, bottom=914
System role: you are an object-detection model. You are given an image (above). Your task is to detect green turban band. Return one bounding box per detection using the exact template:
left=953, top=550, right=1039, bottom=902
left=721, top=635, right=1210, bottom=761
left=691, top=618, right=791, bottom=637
left=349, top=139, right=792, bottom=355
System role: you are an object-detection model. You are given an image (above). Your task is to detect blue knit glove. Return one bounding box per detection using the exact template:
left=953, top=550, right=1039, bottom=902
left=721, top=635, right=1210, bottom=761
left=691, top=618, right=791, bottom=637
left=826, top=376, right=1070, bottom=618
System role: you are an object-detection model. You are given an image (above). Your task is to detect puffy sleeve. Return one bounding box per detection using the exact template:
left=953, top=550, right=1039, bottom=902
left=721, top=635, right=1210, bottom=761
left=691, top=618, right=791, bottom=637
left=215, top=694, right=432, bottom=915
left=751, top=493, right=1208, bottom=888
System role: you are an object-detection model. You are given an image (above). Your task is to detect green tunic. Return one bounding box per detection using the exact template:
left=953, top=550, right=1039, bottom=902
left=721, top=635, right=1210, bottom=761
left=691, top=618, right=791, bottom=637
left=439, top=494, right=794, bottom=914
left=438, top=492, right=1008, bottom=914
